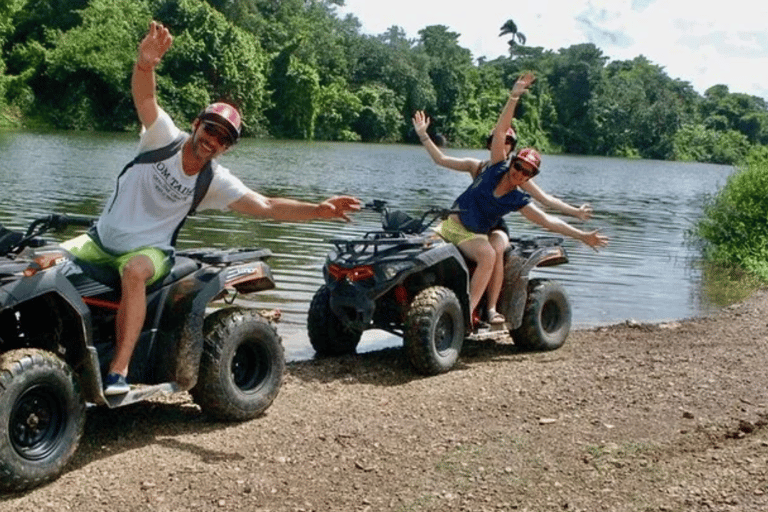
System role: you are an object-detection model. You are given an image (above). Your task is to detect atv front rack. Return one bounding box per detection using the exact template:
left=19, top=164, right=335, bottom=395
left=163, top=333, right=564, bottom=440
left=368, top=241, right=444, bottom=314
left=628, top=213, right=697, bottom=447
left=329, top=232, right=436, bottom=259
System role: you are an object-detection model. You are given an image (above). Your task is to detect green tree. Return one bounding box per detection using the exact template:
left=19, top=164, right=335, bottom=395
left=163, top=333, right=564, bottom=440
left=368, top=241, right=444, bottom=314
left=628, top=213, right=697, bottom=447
left=674, top=124, right=751, bottom=165
left=266, top=43, right=320, bottom=139
left=33, top=0, right=153, bottom=130
left=499, top=19, right=526, bottom=48
left=314, top=78, right=362, bottom=141
left=416, top=25, right=478, bottom=143
left=0, top=0, right=26, bottom=118
left=701, top=84, right=768, bottom=144
left=352, top=84, right=401, bottom=142
left=591, top=56, right=698, bottom=159
left=544, top=43, right=608, bottom=154
left=155, top=0, right=268, bottom=134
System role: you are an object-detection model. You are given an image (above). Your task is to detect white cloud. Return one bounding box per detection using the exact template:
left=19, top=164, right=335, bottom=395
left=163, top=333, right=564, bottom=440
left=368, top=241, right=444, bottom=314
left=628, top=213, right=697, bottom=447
left=337, top=0, right=768, bottom=100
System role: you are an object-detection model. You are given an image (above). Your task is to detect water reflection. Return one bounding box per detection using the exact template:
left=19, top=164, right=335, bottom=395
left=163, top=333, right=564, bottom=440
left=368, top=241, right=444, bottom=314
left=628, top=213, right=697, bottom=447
left=0, top=131, right=735, bottom=360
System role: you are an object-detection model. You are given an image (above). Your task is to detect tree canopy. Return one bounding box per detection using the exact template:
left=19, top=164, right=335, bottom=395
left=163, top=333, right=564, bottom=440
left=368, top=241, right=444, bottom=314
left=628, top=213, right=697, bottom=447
left=0, top=0, right=765, bottom=164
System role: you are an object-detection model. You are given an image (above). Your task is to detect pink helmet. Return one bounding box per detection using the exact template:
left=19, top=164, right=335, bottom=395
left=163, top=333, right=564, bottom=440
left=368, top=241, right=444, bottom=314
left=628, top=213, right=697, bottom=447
left=485, top=127, right=518, bottom=150
left=198, top=102, right=242, bottom=144
left=515, top=147, right=541, bottom=172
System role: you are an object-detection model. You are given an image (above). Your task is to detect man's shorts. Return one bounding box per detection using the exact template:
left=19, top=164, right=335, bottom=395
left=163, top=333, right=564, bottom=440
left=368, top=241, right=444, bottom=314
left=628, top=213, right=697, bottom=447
left=61, top=233, right=172, bottom=286
left=435, top=217, right=487, bottom=246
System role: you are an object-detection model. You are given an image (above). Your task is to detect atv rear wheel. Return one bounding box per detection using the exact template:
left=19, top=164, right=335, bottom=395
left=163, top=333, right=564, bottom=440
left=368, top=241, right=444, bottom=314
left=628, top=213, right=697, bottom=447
left=0, top=349, right=85, bottom=492
left=511, top=279, right=571, bottom=351
left=307, top=285, right=362, bottom=356
left=404, top=286, right=465, bottom=375
left=191, top=308, right=284, bottom=421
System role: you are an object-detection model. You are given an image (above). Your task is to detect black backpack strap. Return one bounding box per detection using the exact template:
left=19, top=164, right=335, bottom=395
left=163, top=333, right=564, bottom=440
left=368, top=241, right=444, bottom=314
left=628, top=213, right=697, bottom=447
left=189, top=163, right=213, bottom=216
left=107, top=134, right=188, bottom=213
left=133, top=134, right=187, bottom=164
left=170, top=161, right=214, bottom=246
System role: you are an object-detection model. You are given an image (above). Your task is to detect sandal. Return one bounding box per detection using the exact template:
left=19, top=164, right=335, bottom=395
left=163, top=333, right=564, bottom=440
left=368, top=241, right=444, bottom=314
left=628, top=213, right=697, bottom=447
left=488, top=311, right=506, bottom=325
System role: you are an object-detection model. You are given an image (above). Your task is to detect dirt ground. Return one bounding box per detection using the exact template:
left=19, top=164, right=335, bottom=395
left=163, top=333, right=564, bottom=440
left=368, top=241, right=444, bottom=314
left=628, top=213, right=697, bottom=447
left=3, top=289, right=768, bottom=512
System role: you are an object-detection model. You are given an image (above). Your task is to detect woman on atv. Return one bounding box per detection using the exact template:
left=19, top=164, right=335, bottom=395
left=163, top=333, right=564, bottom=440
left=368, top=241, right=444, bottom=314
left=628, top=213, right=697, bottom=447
left=412, top=73, right=608, bottom=326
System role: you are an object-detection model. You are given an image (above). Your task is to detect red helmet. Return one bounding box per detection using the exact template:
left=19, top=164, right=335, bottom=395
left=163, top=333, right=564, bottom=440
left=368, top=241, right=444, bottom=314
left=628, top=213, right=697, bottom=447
left=198, top=102, right=242, bottom=144
left=485, top=127, right=518, bottom=150
left=514, top=147, right=541, bottom=172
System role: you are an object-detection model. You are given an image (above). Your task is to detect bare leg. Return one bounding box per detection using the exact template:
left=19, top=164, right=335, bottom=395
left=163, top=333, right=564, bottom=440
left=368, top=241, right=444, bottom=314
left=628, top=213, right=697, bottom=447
left=456, top=237, right=496, bottom=315
left=110, top=255, right=154, bottom=376
left=486, top=230, right=510, bottom=313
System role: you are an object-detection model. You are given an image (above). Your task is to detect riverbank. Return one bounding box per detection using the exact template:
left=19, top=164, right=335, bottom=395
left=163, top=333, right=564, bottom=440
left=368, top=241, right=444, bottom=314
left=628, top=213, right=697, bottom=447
left=4, top=289, right=768, bottom=511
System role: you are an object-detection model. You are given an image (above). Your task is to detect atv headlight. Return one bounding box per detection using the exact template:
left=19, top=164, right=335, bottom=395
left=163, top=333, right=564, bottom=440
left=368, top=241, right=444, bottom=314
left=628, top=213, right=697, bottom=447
left=381, top=261, right=414, bottom=280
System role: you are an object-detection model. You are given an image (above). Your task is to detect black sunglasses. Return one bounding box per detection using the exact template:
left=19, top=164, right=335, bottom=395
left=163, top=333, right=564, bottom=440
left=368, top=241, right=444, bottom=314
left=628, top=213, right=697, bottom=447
left=512, top=160, right=539, bottom=178
left=202, top=123, right=234, bottom=146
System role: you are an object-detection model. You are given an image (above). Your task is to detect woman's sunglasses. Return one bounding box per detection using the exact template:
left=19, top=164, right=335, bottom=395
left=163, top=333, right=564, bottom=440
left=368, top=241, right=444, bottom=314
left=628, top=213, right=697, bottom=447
left=512, top=160, right=539, bottom=178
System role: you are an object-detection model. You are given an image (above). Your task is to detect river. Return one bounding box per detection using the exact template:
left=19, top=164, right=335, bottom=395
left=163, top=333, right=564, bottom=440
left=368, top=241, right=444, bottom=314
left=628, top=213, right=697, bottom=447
left=0, top=129, right=736, bottom=360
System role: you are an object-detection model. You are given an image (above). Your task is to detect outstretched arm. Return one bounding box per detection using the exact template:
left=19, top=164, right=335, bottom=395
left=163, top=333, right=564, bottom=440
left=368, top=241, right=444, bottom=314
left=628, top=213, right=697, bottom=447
left=132, top=21, right=173, bottom=129
left=411, top=110, right=480, bottom=176
left=490, top=73, right=535, bottom=164
left=521, top=180, right=594, bottom=221
left=520, top=203, right=608, bottom=251
left=229, top=192, right=362, bottom=223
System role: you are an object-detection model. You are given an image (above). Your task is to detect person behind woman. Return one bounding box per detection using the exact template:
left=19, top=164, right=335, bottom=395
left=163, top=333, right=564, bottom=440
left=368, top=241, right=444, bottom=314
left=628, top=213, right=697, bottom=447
left=412, top=73, right=608, bottom=325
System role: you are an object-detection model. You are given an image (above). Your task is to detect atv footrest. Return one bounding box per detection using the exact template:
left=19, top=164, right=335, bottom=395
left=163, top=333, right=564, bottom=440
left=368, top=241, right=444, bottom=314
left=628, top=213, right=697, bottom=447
left=468, top=323, right=511, bottom=342
left=103, top=382, right=182, bottom=408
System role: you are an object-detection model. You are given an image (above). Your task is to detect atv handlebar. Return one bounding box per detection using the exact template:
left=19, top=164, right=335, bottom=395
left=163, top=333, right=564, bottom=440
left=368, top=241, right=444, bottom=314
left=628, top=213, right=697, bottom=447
left=24, top=214, right=95, bottom=238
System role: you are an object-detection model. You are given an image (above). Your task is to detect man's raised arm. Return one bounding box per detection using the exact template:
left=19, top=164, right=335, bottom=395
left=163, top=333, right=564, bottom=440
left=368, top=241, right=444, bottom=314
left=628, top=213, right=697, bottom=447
left=132, top=21, right=173, bottom=129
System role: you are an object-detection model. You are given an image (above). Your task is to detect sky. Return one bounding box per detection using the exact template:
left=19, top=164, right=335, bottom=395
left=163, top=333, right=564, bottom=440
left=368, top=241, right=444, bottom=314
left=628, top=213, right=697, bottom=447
left=337, top=0, right=768, bottom=102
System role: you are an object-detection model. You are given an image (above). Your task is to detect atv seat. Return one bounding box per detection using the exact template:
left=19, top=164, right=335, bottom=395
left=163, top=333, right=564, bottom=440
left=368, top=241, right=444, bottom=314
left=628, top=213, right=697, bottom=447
left=74, top=255, right=200, bottom=292
left=383, top=210, right=422, bottom=234
left=149, top=256, right=199, bottom=292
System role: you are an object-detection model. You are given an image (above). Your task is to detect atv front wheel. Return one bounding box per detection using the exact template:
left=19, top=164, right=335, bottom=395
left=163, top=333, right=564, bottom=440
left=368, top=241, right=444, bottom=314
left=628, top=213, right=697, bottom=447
left=511, top=279, right=571, bottom=351
left=307, top=285, right=362, bottom=356
left=0, top=349, right=85, bottom=492
left=404, top=286, right=465, bottom=375
left=191, top=308, right=284, bottom=421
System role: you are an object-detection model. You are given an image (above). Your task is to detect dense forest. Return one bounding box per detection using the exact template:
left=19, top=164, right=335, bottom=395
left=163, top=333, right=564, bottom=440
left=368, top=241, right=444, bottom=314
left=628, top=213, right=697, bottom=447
left=1, top=0, right=767, bottom=165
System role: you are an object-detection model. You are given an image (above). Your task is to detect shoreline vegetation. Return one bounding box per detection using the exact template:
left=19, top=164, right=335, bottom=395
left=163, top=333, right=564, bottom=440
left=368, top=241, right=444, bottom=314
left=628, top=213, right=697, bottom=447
left=0, top=0, right=765, bottom=166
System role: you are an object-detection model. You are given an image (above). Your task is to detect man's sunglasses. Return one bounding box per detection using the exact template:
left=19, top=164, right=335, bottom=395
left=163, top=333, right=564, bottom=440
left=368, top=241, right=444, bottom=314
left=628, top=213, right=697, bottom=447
left=202, top=123, right=234, bottom=147
left=512, top=160, right=539, bottom=178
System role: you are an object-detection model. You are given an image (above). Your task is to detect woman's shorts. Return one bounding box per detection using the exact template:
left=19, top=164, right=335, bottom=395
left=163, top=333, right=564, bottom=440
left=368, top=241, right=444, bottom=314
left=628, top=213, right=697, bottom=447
left=435, top=217, right=487, bottom=246
left=62, top=233, right=172, bottom=286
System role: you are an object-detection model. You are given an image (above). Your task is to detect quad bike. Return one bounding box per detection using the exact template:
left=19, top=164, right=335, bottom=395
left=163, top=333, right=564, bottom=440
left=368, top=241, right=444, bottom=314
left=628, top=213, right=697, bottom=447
left=308, top=200, right=571, bottom=375
left=0, top=214, right=285, bottom=492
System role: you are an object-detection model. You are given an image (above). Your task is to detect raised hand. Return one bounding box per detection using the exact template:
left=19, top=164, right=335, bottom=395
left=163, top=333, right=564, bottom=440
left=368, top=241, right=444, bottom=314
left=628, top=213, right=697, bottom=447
left=411, top=110, right=431, bottom=140
left=511, top=72, right=536, bottom=98
left=137, top=21, right=173, bottom=71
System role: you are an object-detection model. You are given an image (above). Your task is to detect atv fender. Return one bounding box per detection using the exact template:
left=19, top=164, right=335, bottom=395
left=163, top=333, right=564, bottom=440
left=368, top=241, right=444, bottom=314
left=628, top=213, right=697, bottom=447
left=498, top=253, right=528, bottom=329
left=413, top=244, right=472, bottom=328
left=0, top=270, right=104, bottom=403
left=498, top=243, right=567, bottom=330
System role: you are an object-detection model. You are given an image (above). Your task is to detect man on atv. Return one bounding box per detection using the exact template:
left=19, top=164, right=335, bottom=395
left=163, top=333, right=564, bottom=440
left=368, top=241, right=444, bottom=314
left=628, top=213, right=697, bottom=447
left=63, top=21, right=360, bottom=395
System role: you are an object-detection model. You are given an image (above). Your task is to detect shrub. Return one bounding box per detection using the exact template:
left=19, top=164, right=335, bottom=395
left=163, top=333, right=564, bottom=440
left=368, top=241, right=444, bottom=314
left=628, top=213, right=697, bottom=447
left=695, top=159, right=768, bottom=281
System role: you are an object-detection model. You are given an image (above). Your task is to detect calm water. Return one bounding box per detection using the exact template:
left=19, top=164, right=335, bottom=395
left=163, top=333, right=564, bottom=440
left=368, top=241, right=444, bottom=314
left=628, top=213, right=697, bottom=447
left=0, top=129, right=735, bottom=360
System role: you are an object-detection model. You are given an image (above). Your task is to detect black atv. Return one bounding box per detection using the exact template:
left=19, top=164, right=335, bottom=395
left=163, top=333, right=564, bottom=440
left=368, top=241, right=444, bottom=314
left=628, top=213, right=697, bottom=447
left=308, top=200, right=571, bottom=375
left=0, top=214, right=285, bottom=492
